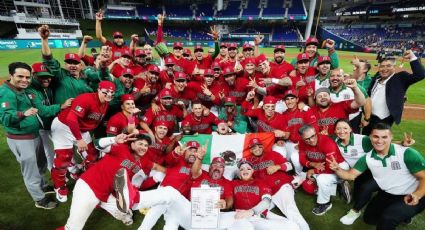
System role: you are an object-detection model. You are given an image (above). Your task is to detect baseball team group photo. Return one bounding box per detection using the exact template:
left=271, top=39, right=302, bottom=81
left=0, top=0, right=424, bottom=229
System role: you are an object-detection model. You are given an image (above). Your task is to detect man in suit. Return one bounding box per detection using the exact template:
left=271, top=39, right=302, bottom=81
left=363, top=50, right=425, bottom=135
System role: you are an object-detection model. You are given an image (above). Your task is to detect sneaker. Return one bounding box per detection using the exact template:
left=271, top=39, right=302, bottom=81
left=55, top=186, right=68, bottom=203
left=338, top=180, right=352, bottom=204
left=312, top=202, right=332, bottom=215
left=121, top=211, right=133, bottom=226
left=35, top=196, right=57, bottom=210
left=340, top=209, right=361, bottom=225
left=42, top=185, right=55, bottom=194
left=114, top=168, right=131, bottom=213
left=291, top=173, right=306, bottom=189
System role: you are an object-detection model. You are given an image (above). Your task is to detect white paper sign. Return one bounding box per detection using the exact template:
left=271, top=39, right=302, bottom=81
left=191, top=186, right=221, bottom=229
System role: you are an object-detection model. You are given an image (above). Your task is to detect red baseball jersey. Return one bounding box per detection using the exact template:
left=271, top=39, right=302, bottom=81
left=288, top=67, right=317, bottom=103
left=223, top=77, right=251, bottom=105
left=282, top=108, right=318, bottom=143
left=142, top=105, right=184, bottom=136
left=81, top=55, right=95, bottom=67
left=246, top=151, right=294, bottom=194
left=159, top=70, right=175, bottom=85
left=195, top=55, right=214, bottom=70
left=232, top=179, right=272, bottom=211
left=80, top=143, right=154, bottom=202
left=146, top=136, right=172, bottom=165
left=105, top=41, right=131, bottom=61
left=168, top=54, right=196, bottom=75
left=269, top=61, right=294, bottom=78
left=310, top=100, right=358, bottom=135
left=161, top=151, right=194, bottom=198
left=182, top=112, right=223, bottom=134
left=298, top=134, right=345, bottom=174
left=132, top=78, right=162, bottom=105
left=189, top=81, right=224, bottom=108
left=192, top=170, right=233, bottom=200
left=169, top=84, right=198, bottom=109
left=241, top=101, right=286, bottom=132
left=58, top=92, right=108, bottom=133
left=106, top=111, right=140, bottom=136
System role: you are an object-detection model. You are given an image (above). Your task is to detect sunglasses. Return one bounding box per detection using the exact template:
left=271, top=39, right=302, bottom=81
left=182, top=54, right=190, bottom=57
left=65, top=60, right=80, bottom=65
left=114, top=36, right=123, bottom=39
left=122, top=74, right=134, bottom=79
left=174, top=47, right=183, bottom=50
left=175, top=79, right=187, bottom=83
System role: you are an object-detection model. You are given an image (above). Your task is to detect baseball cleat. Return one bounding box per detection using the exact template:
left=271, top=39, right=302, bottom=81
left=340, top=209, right=361, bottom=225
left=114, top=168, right=130, bottom=213
left=35, top=196, right=58, bottom=210
left=55, top=186, right=68, bottom=203
left=121, top=211, right=134, bottom=226
left=338, top=180, right=352, bottom=204
left=312, top=202, right=332, bottom=216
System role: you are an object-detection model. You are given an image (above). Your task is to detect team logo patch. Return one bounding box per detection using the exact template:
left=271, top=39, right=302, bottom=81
left=343, top=94, right=350, bottom=100
left=1, top=102, right=9, bottom=108
left=349, top=149, right=358, bottom=157
left=28, top=94, right=34, bottom=100
left=75, top=105, right=84, bottom=113
left=109, top=126, right=117, bottom=132
left=391, top=161, right=401, bottom=170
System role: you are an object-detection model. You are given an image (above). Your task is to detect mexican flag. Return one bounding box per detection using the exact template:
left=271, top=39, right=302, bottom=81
left=181, top=132, right=275, bottom=179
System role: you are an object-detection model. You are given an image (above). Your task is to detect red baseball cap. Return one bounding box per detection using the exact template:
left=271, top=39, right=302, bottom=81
left=121, top=49, right=132, bottom=58
left=224, top=96, right=236, bottom=106
left=64, top=53, right=81, bottom=63
left=263, top=96, right=277, bottom=105
left=317, top=56, right=331, bottom=65
left=183, top=48, right=192, bottom=55
left=274, top=45, right=286, bottom=53
left=120, top=68, right=134, bottom=77
left=194, top=44, right=203, bottom=52
left=297, top=53, right=310, bottom=62
left=174, top=71, right=187, bottom=80
left=244, top=57, right=256, bottom=66
left=154, top=120, right=168, bottom=128
left=186, top=140, right=200, bottom=149
left=284, top=90, right=298, bottom=99
left=222, top=67, right=235, bottom=76
left=204, top=69, right=214, bottom=76
left=237, top=159, right=253, bottom=169
left=113, top=31, right=123, bottom=38
left=305, top=37, right=319, bottom=46
left=134, top=49, right=147, bottom=57
left=211, top=157, right=225, bottom=165
left=98, top=81, right=116, bottom=91
left=248, top=138, right=263, bottom=148
left=120, top=94, right=134, bottom=103
left=173, top=42, right=184, bottom=49
left=228, top=42, right=238, bottom=49
left=243, top=43, right=253, bottom=51
left=32, top=62, right=53, bottom=78
left=255, top=54, right=268, bottom=65
left=148, top=65, right=160, bottom=74
left=165, top=57, right=174, bottom=65
left=159, top=89, right=173, bottom=99
left=212, top=61, right=221, bottom=70
left=181, top=120, right=190, bottom=126
left=220, top=42, right=227, bottom=48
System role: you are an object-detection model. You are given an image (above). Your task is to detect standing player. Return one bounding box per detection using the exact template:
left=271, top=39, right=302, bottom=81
left=50, top=81, right=116, bottom=202
left=132, top=65, right=162, bottom=109
left=315, top=56, right=332, bottom=89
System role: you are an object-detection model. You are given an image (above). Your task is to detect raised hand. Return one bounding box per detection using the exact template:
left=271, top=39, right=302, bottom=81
left=157, top=14, right=165, bottom=26
left=131, top=34, right=139, bottom=43
left=402, top=132, right=415, bottom=146
left=38, top=25, right=50, bottom=39
left=201, top=84, right=213, bottom=97
left=344, top=79, right=357, bottom=89
left=248, top=77, right=258, bottom=89
left=95, top=10, right=104, bottom=21
left=326, top=155, right=340, bottom=171
left=254, top=33, right=264, bottom=45
left=207, top=25, right=219, bottom=40
left=246, top=90, right=255, bottom=101
left=83, top=35, right=93, bottom=43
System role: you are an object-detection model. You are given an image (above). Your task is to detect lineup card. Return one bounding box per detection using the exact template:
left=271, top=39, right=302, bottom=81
left=191, top=186, right=221, bottom=229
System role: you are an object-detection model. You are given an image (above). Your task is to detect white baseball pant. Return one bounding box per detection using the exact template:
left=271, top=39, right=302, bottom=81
left=219, top=210, right=299, bottom=230
left=272, top=184, right=309, bottom=230
left=51, top=117, right=92, bottom=150
left=315, top=162, right=349, bottom=204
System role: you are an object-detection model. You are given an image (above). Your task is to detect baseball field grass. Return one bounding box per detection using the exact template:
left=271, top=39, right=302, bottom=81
left=0, top=47, right=424, bottom=229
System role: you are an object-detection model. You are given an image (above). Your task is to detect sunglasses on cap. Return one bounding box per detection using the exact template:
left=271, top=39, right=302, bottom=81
left=182, top=54, right=190, bottom=57
left=122, top=74, right=134, bottom=79
left=174, top=47, right=183, bottom=50
left=175, top=79, right=187, bottom=83
left=298, top=60, right=309, bottom=64
left=114, top=36, right=123, bottom=39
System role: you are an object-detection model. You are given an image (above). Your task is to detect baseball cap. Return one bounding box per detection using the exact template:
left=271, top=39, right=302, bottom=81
left=181, top=120, right=190, bottom=126
left=174, top=72, right=187, bottom=80
left=237, top=159, right=253, bottom=169
left=248, top=138, right=263, bottom=148
left=134, top=49, right=147, bottom=57
left=194, top=44, right=203, bottom=52
left=32, top=62, right=53, bottom=78
left=183, top=48, right=192, bottom=55
left=120, top=94, right=134, bottom=103
left=113, top=31, right=123, bottom=38
left=284, top=90, right=298, bottom=99
left=159, top=89, right=173, bottom=99
left=204, top=69, right=214, bottom=76
left=228, top=42, right=238, bottom=49
left=242, top=43, right=253, bottom=51
left=98, top=81, right=116, bottom=91
left=255, top=54, right=268, bottom=65
left=305, top=37, right=319, bottom=46
left=317, top=56, right=331, bottom=65
left=244, top=57, right=256, bottom=66
left=211, top=157, right=225, bottom=165
left=186, top=140, right=200, bottom=149
left=297, top=53, right=309, bottom=62
left=120, top=68, right=134, bottom=77
left=314, top=87, right=330, bottom=98
left=154, top=120, right=168, bottom=128
left=220, top=42, right=228, bottom=48
left=212, top=61, right=221, bottom=70
left=222, top=67, right=235, bottom=76
left=224, top=96, right=236, bottom=106
left=148, top=65, right=160, bottom=74
left=121, top=49, right=132, bottom=58
left=263, top=96, right=277, bottom=105
left=274, top=45, right=286, bottom=53
left=165, top=57, right=175, bottom=65
left=173, top=42, right=183, bottom=49
left=64, top=53, right=81, bottom=63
